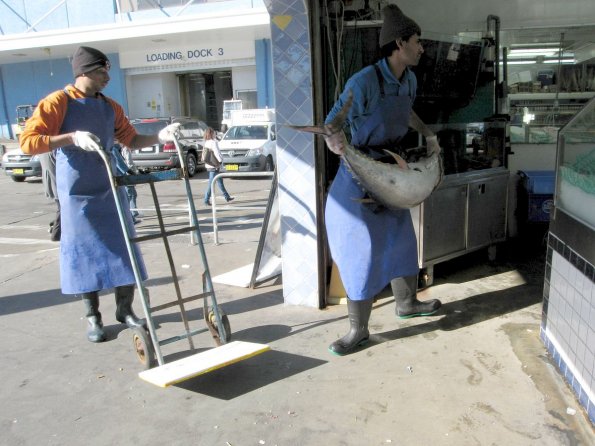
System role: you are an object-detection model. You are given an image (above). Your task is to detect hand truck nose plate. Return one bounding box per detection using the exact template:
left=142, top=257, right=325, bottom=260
left=138, top=341, right=270, bottom=387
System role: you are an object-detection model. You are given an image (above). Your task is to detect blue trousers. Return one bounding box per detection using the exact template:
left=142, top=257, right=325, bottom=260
left=126, top=185, right=139, bottom=217
left=204, top=170, right=230, bottom=203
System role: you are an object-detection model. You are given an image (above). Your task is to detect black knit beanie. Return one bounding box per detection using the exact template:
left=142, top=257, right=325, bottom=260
left=379, top=4, right=421, bottom=47
left=71, top=46, right=110, bottom=77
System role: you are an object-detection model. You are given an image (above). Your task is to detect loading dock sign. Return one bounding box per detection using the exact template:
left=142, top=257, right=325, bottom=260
left=120, top=41, right=254, bottom=69
left=145, top=48, right=224, bottom=63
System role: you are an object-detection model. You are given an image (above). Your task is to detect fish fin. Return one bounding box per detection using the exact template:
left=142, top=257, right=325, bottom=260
left=286, top=124, right=328, bottom=135
left=287, top=91, right=354, bottom=137
left=382, top=150, right=409, bottom=169
left=326, top=91, right=353, bottom=134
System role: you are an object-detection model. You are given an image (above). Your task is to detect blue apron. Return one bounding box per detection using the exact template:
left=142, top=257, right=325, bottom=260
left=325, top=66, right=419, bottom=301
left=56, top=93, right=147, bottom=294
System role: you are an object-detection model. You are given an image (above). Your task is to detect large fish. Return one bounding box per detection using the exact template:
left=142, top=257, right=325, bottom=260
left=288, top=95, right=443, bottom=210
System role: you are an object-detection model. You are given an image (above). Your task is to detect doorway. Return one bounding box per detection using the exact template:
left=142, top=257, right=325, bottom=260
left=178, top=71, right=232, bottom=130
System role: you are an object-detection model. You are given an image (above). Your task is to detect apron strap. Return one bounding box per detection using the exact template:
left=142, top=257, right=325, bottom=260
left=373, top=64, right=385, bottom=99
left=374, top=63, right=415, bottom=98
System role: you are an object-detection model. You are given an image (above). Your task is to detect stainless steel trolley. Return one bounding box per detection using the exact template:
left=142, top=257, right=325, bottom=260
left=96, top=136, right=268, bottom=387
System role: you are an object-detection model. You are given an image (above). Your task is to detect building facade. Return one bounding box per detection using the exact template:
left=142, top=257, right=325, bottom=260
left=0, top=0, right=274, bottom=137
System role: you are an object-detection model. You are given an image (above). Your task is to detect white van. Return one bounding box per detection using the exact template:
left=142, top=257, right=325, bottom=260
left=218, top=109, right=276, bottom=172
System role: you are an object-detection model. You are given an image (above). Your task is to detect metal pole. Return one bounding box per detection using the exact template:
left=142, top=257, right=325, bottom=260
left=249, top=171, right=277, bottom=288
left=209, top=171, right=274, bottom=245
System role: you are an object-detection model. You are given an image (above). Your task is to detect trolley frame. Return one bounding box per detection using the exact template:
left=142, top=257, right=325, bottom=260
left=96, top=137, right=229, bottom=368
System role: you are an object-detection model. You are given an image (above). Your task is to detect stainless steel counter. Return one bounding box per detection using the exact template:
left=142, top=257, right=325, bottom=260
left=411, top=167, right=509, bottom=286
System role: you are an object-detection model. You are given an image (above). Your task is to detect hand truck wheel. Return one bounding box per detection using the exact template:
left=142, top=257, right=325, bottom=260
left=207, top=309, right=232, bottom=344
left=131, top=326, right=156, bottom=370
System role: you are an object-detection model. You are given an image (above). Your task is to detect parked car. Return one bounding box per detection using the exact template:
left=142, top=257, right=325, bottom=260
left=2, top=146, right=42, bottom=182
left=128, top=117, right=207, bottom=177
left=219, top=109, right=276, bottom=172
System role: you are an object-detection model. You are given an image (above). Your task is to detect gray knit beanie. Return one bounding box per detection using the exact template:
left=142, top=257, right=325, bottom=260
left=72, top=46, right=110, bottom=77
left=379, top=4, right=421, bottom=47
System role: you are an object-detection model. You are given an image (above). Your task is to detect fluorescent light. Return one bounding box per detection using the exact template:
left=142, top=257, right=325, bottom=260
left=509, top=48, right=557, bottom=53
left=502, top=58, right=575, bottom=65
left=522, top=107, right=535, bottom=124
left=506, top=60, right=537, bottom=65
left=509, top=48, right=557, bottom=57
left=543, top=58, right=576, bottom=64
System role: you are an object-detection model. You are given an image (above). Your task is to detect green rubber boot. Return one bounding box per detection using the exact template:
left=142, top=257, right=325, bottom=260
left=392, top=275, right=441, bottom=319
left=81, top=292, right=106, bottom=343
left=328, top=298, right=373, bottom=356
left=115, top=285, right=146, bottom=329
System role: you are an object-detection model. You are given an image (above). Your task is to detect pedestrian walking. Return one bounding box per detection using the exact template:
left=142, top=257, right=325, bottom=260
left=202, top=127, right=234, bottom=205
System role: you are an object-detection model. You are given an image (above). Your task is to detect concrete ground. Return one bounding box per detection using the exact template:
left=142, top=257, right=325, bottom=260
left=1, top=138, right=594, bottom=445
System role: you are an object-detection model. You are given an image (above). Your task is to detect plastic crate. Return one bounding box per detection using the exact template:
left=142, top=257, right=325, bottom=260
left=518, top=170, right=555, bottom=222
left=526, top=194, right=554, bottom=222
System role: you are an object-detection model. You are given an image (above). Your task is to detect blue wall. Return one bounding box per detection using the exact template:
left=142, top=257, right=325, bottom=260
left=255, top=39, right=274, bottom=109
left=0, top=53, right=129, bottom=138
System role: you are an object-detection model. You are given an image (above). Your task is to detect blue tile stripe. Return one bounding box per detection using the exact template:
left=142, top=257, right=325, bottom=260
left=542, top=230, right=595, bottom=426
left=541, top=326, right=595, bottom=425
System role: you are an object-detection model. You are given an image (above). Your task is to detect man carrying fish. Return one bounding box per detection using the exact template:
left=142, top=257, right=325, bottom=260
left=323, top=4, right=443, bottom=355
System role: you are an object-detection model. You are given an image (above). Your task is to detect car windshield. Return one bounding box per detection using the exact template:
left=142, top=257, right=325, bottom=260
left=223, top=125, right=268, bottom=140
left=132, top=120, right=168, bottom=135
left=178, top=120, right=207, bottom=139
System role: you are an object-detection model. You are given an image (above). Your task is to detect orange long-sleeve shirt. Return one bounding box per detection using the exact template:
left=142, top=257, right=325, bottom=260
left=20, top=84, right=137, bottom=155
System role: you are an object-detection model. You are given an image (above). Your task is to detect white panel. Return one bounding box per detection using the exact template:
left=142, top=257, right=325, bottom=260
left=126, top=74, right=165, bottom=119
left=161, top=72, right=181, bottom=117
left=507, top=143, right=557, bottom=172
left=231, top=66, right=257, bottom=95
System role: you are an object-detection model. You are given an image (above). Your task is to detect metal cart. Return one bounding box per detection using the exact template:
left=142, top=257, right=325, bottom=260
left=96, top=137, right=268, bottom=387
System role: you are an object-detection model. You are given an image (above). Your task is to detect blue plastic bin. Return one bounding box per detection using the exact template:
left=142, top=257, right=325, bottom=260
left=518, top=170, right=555, bottom=222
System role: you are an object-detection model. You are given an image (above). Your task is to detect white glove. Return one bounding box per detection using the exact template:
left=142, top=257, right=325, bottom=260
left=426, top=135, right=441, bottom=155
left=73, top=131, right=102, bottom=152
left=158, top=123, right=181, bottom=143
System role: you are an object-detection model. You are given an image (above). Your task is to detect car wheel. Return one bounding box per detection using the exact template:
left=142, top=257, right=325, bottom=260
left=11, top=176, right=26, bottom=182
left=186, top=153, right=197, bottom=177
left=264, top=155, right=274, bottom=172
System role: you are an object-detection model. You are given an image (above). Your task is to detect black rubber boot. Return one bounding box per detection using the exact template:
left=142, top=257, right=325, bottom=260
left=328, top=298, right=373, bottom=356
left=115, top=285, right=146, bottom=329
left=81, top=292, right=106, bottom=343
left=392, top=275, right=441, bottom=319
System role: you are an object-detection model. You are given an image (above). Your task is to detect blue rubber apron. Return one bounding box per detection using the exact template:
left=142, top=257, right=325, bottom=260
left=56, top=93, right=146, bottom=294
left=325, top=66, right=419, bottom=301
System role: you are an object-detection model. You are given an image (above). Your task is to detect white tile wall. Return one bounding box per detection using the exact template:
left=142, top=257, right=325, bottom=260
left=542, top=236, right=595, bottom=424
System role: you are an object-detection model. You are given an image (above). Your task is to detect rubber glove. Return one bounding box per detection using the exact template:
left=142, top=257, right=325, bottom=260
left=158, top=123, right=181, bottom=143
left=426, top=135, right=441, bottom=155
left=73, top=131, right=102, bottom=152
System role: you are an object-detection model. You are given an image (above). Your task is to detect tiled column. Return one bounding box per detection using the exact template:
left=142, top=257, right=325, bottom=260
left=264, top=1, right=320, bottom=307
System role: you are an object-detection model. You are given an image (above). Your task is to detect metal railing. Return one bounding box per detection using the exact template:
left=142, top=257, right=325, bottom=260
left=208, top=171, right=274, bottom=245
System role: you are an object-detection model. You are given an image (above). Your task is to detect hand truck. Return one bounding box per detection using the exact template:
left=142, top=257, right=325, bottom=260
left=96, top=137, right=269, bottom=387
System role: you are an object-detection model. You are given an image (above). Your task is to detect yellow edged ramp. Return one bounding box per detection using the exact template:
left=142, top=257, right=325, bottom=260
left=138, top=341, right=270, bottom=387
